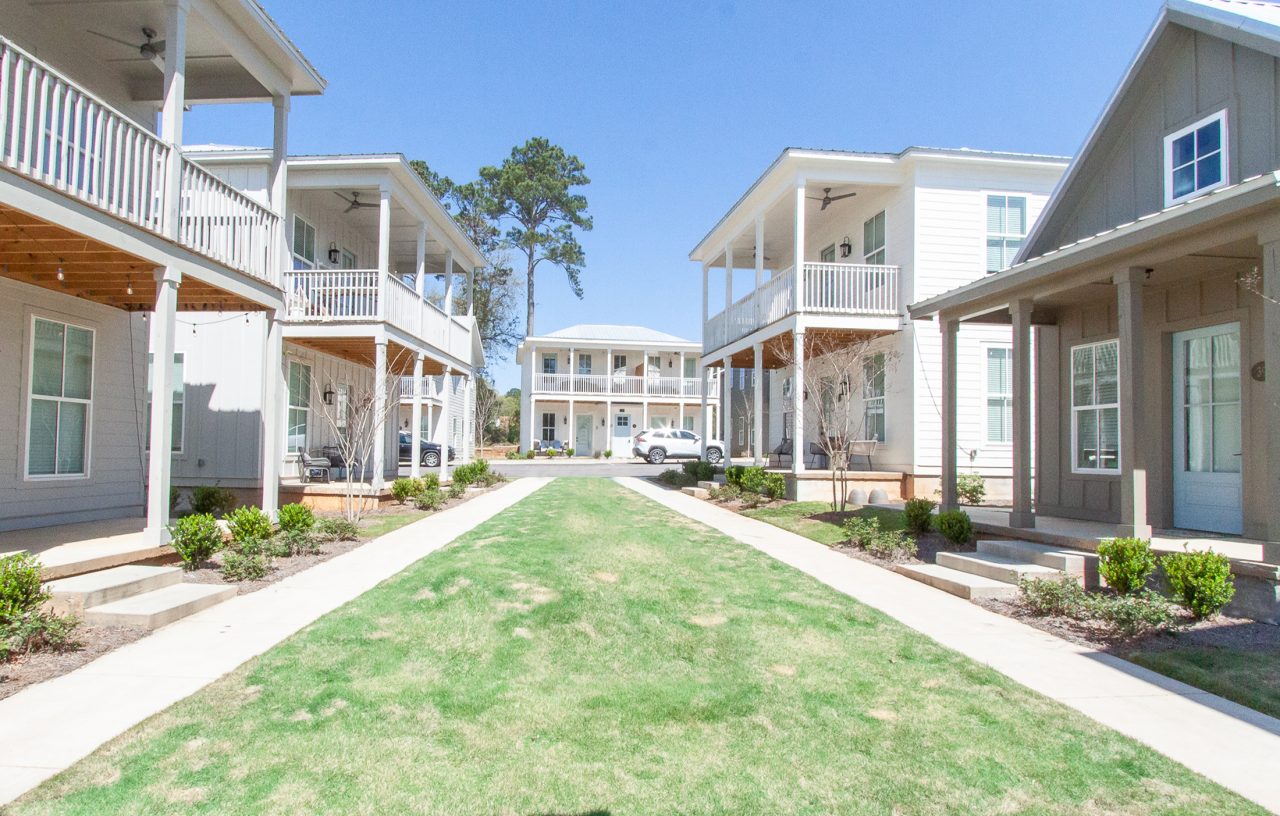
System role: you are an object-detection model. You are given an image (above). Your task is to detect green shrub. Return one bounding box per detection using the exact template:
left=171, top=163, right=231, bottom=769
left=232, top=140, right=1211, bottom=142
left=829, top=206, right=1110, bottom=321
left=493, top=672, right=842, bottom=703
left=1086, top=590, right=1180, bottom=637
left=277, top=503, right=315, bottom=535
left=935, top=510, right=974, bottom=545
left=956, top=473, right=986, bottom=505
left=603, top=449, right=613, bottom=459
left=1162, top=548, right=1235, bottom=619
left=0, top=552, right=49, bottom=621
left=1019, top=574, right=1089, bottom=618
left=709, top=483, right=743, bottom=502
left=736, top=466, right=786, bottom=500
left=415, top=487, right=445, bottom=512
left=565, top=447, right=575, bottom=457
left=903, top=497, right=936, bottom=534
left=725, top=465, right=747, bottom=487
left=221, top=550, right=270, bottom=582
left=315, top=518, right=359, bottom=542
left=224, top=505, right=272, bottom=544
left=1097, top=537, right=1156, bottom=595
left=169, top=486, right=181, bottom=514
left=190, top=485, right=236, bottom=517
left=657, top=469, right=696, bottom=487
left=448, top=481, right=467, bottom=500
left=843, top=517, right=916, bottom=561
left=452, top=459, right=492, bottom=487
left=391, top=477, right=424, bottom=504
left=525, top=450, right=536, bottom=460
left=546, top=448, right=559, bottom=458
left=1, top=609, right=79, bottom=663
left=592, top=451, right=602, bottom=460
left=169, top=513, right=223, bottom=570
left=682, top=460, right=715, bottom=482
left=279, top=528, right=321, bottom=556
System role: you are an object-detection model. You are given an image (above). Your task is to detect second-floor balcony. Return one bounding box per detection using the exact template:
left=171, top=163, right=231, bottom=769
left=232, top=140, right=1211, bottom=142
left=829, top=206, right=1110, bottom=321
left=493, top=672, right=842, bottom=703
left=532, top=373, right=707, bottom=399
left=705, top=261, right=899, bottom=351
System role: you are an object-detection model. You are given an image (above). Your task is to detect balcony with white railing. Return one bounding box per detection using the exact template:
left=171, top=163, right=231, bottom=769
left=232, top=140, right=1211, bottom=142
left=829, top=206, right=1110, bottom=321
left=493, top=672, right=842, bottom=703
left=0, top=35, right=280, bottom=287
left=531, top=373, right=708, bottom=399
left=704, top=262, right=899, bottom=352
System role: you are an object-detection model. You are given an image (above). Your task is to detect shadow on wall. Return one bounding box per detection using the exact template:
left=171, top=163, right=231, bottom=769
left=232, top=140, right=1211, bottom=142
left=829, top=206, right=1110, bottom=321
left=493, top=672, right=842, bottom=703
left=165, top=383, right=264, bottom=486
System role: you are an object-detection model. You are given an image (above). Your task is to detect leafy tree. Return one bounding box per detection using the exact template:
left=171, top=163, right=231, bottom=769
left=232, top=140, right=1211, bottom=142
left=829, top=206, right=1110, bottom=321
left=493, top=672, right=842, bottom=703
left=479, top=137, right=592, bottom=335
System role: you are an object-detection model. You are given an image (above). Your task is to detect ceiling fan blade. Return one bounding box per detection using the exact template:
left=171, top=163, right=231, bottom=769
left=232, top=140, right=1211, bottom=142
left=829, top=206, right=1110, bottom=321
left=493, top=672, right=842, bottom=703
left=87, top=30, right=139, bottom=49
left=820, top=200, right=830, bottom=211
left=826, top=192, right=858, bottom=202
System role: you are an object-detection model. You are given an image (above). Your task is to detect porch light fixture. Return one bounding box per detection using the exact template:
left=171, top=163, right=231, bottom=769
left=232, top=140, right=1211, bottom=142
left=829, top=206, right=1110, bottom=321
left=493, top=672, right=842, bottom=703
left=327, top=242, right=340, bottom=265
left=323, top=384, right=335, bottom=405
left=601, top=418, right=606, bottom=427
left=126, top=279, right=134, bottom=296
left=839, top=236, right=852, bottom=258
left=56, top=266, right=65, bottom=281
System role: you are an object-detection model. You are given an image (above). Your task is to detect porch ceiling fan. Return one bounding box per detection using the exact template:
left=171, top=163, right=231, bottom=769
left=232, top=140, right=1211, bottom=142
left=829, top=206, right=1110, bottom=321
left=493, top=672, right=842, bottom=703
left=807, top=187, right=857, bottom=211
left=89, top=27, right=222, bottom=72
left=335, top=192, right=379, bottom=213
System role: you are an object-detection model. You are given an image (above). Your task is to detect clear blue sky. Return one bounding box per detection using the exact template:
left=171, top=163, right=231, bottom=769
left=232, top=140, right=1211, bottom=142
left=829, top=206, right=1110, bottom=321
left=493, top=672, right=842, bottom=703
left=185, top=0, right=1163, bottom=391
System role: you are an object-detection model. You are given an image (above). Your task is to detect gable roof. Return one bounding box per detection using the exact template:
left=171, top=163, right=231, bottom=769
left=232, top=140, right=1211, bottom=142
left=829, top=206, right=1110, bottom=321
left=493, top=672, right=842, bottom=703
left=539, top=324, right=695, bottom=344
left=1018, top=0, right=1280, bottom=262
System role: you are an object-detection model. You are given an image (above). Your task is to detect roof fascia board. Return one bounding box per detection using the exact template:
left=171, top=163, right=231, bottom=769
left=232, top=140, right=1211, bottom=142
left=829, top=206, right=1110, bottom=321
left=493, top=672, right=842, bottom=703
left=1168, top=0, right=1280, bottom=60
left=191, top=0, right=292, bottom=97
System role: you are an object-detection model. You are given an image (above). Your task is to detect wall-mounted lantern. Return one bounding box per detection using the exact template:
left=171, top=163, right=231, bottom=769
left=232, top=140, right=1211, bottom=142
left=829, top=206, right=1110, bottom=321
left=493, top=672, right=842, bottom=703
left=327, top=242, right=340, bottom=265
left=323, top=384, right=335, bottom=405
left=839, top=236, right=853, bottom=258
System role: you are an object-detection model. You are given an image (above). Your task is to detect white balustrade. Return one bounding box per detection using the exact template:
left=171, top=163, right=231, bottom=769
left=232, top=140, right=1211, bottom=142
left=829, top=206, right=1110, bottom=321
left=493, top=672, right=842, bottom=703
left=179, top=158, right=280, bottom=284
left=282, top=269, right=379, bottom=319
left=530, top=372, right=705, bottom=397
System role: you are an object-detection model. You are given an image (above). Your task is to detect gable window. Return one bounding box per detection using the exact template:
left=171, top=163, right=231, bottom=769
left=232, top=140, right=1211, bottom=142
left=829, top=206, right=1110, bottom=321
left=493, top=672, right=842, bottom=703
left=986, top=195, right=1027, bottom=274
left=145, top=352, right=185, bottom=452
left=986, top=346, right=1012, bottom=443
left=820, top=244, right=836, bottom=263
left=291, top=216, right=317, bottom=270
left=27, top=317, right=93, bottom=478
left=287, top=361, right=311, bottom=454
left=862, top=352, right=886, bottom=442
left=1164, top=110, right=1227, bottom=206
left=1071, top=340, right=1119, bottom=473
left=540, top=412, right=556, bottom=443
left=863, top=211, right=886, bottom=265
left=541, top=353, right=557, bottom=374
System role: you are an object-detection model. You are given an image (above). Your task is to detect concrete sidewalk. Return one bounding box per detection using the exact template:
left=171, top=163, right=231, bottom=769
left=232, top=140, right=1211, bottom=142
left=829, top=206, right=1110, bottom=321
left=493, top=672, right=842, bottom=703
left=618, top=477, right=1280, bottom=815
left=0, top=478, right=551, bottom=806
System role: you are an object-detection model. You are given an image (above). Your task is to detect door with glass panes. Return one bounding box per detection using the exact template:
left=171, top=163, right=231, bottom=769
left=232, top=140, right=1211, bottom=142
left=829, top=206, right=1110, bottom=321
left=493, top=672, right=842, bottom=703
left=1172, top=324, right=1242, bottom=534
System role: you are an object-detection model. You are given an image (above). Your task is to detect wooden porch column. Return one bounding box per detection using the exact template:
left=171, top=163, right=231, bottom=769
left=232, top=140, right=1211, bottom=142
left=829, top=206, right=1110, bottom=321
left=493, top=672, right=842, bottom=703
left=1116, top=267, right=1152, bottom=538
left=415, top=224, right=428, bottom=299
left=145, top=267, right=180, bottom=545
left=793, top=181, right=806, bottom=312
left=410, top=354, right=424, bottom=478
left=438, top=366, right=452, bottom=482
left=1010, top=299, right=1036, bottom=528
left=443, top=248, right=455, bottom=316
left=721, top=357, right=733, bottom=466
left=568, top=399, right=576, bottom=456
left=376, top=187, right=391, bottom=321
left=269, top=93, right=289, bottom=282
left=1264, top=239, right=1280, bottom=561
left=940, top=316, right=959, bottom=511
left=754, top=216, right=765, bottom=325
left=792, top=329, right=806, bottom=475
left=699, top=363, right=709, bottom=459
left=372, top=339, right=388, bottom=491
left=159, top=0, right=187, bottom=239
left=469, top=267, right=478, bottom=317
left=261, top=311, right=284, bottom=518
left=724, top=246, right=734, bottom=315
left=753, top=342, right=764, bottom=465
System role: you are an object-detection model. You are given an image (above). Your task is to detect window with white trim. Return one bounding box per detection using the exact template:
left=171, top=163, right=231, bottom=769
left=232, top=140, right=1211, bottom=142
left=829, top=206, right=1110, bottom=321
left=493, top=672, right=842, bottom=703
left=541, top=353, right=557, bottom=374
left=336, top=383, right=351, bottom=440
left=862, top=352, right=886, bottom=442
left=287, top=361, right=311, bottom=454
left=820, top=244, right=836, bottom=263
left=577, top=353, right=592, bottom=375
left=291, top=216, right=317, bottom=270
left=145, top=352, right=185, bottom=452
left=683, top=415, right=695, bottom=431
left=27, top=317, right=93, bottom=478
left=986, top=195, right=1026, bottom=274
left=683, top=357, right=696, bottom=378
left=613, top=353, right=626, bottom=373
left=340, top=248, right=357, bottom=269
left=985, top=346, right=1012, bottom=443
left=1071, top=340, right=1119, bottom=473
left=863, top=211, right=886, bottom=265
left=1164, top=110, right=1227, bottom=206
left=540, top=411, right=556, bottom=443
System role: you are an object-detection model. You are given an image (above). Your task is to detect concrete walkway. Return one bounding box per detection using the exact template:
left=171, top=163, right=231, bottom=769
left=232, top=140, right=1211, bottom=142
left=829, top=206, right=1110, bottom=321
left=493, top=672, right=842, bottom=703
left=619, top=477, right=1280, bottom=815
left=0, top=477, right=551, bottom=806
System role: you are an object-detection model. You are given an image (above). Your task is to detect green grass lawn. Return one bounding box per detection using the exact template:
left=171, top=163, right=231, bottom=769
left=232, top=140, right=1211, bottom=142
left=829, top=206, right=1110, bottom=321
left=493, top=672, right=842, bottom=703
left=743, top=501, right=905, bottom=545
left=14, top=480, right=1260, bottom=815
left=1127, top=646, right=1280, bottom=721
left=356, top=511, right=422, bottom=540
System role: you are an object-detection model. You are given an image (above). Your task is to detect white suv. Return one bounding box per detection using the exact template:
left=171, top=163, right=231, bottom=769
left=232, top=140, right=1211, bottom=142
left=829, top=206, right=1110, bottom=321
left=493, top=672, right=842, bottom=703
left=633, top=428, right=723, bottom=465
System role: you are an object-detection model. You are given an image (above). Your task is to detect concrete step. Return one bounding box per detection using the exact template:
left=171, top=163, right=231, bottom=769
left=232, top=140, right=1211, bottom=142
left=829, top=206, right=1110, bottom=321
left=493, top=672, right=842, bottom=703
left=894, top=563, right=1021, bottom=601
left=936, top=551, right=1064, bottom=585
left=977, top=539, right=1087, bottom=575
left=45, top=565, right=183, bottom=616
left=84, top=582, right=238, bottom=629
left=682, top=486, right=710, bottom=499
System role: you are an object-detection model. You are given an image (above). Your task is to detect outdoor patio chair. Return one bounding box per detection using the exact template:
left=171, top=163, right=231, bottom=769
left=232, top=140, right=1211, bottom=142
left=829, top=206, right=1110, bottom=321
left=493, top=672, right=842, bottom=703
left=770, top=438, right=793, bottom=467
left=299, top=451, right=331, bottom=483
left=808, top=442, right=829, bottom=469
left=847, top=439, right=878, bottom=470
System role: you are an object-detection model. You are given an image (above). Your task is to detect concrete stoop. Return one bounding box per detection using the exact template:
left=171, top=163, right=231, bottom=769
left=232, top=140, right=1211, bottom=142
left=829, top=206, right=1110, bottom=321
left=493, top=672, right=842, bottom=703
left=45, top=565, right=237, bottom=629
left=896, top=539, right=1089, bottom=603
left=681, top=486, right=710, bottom=499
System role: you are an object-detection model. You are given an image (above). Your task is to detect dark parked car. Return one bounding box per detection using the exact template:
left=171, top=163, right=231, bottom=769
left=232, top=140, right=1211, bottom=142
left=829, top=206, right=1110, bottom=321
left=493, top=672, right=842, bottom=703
left=398, top=431, right=455, bottom=467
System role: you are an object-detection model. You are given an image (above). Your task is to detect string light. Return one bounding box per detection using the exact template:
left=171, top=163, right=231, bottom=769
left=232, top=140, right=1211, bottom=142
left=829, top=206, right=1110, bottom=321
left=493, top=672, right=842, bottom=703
left=126, top=279, right=133, bottom=296
left=56, top=266, right=64, bottom=281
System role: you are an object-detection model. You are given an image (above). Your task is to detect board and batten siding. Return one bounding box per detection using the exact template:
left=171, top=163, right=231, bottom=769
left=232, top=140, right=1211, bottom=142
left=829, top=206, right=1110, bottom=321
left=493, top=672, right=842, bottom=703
left=0, top=278, right=147, bottom=531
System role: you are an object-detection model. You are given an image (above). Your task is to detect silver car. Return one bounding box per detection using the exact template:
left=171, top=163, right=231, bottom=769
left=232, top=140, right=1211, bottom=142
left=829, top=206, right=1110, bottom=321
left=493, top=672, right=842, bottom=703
left=632, top=428, right=723, bottom=465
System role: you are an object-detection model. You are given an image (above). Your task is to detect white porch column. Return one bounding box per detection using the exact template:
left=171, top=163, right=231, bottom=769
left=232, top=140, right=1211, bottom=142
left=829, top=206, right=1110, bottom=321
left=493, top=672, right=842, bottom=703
left=754, top=216, right=765, bottom=325
left=159, top=0, right=188, bottom=238
left=568, top=398, right=576, bottom=455
left=269, top=93, right=289, bottom=281
left=439, top=366, right=452, bottom=481
left=699, top=363, right=709, bottom=459
left=606, top=398, right=613, bottom=454
left=641, top=400, right=648, bottom=433
left=701, top=262, right=710, bottom=322
left=261, top=311, right=284, bottom=517
left=724, top=246, right=734, bottom=315
left=145, top=267, right=180, bottom=544
left=568, top=347, right=576, bottom=393
left=1262, top=239, right=1280, bottom=560
left=376, top=187, right=391, bottom=321
left=528, top=395, right=537, bottom=452
left=1010, top=299, right=1036, bottom=528
left=468, top=267, right=478, bottom=316
left=443, top=248, right=455, bottom=316
left=721, top=356, right=733, bottom=466
left=410, top=354, right=424, bottom=478
left=940, top=317, right=959, bottom=510
left=793, top=181, right=806, bottom=312
left=1116, top=268, right=1152, bottom=538
left=753, top=342, right=764, bottom=465
left=415, top=224, right=428, bottom=298
left=426, top=397, right=434, bottom=441
left=372, top=340, right=388, bottom=491
left=792, top=330, right=805, bottom=475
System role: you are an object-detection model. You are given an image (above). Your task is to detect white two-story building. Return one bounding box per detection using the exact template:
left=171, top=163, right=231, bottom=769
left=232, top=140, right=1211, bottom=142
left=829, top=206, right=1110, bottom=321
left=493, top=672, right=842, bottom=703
left=692, top=147, right=1067, bottom=500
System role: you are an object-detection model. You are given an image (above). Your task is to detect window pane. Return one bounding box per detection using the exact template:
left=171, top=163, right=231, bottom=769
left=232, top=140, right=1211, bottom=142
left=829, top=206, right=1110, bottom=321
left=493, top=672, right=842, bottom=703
left=1003, top=238, right=1023, bottom=268
left=1185, top=405, right=1212, bottom=472
left=63, top=326, right=93, bottom=400
left=1197, top=155, right=1222, bottom=189
left=1197, top=120, right=1221, bottom=155
left=56, top=401, right=86, bottom=474
left=863, top=217, right=874, bottom=252
left=1184, top=337, right=1212, bottom=405
left=287, top=407, right=307, bottom=453
left=1172, top=132, right=1196, bottom=167
left=1076, top=409, right=1098, bottom=469
left=987, top=347, right=1010, bottom=394
left=292, top=216, right=307, bottom=257
left=1099, top=407, right=1119, bottom=470
left=986, top=195, right=1005, bottom=233
left=1071, top=347, right=1094, bottom=406
left=1172, top=164, right=1196, bottom=199
left=1213, top=403, right=1241, bottom=473
left=171, top=403, right=183, bottom=451
left=1211, top=332, right=1240, bottom=403
left=987, top=398, right=1009, bottom=443
left=1095, top=342, right=1118, bottom=405
left=1006, top=197, right=1027, bottom=235
left=31, top=319, right=65, bottom=397
left=986, top=238, right=1004, bottom=273
left=28, top=398, right=57, bottom=475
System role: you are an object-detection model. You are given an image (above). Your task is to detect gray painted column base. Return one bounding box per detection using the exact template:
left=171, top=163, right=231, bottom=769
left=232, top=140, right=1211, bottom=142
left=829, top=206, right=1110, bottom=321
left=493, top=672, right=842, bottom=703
left=1113, top=523, right=1154, bottom=539
left=1007, top=510, right=1037, bottom=529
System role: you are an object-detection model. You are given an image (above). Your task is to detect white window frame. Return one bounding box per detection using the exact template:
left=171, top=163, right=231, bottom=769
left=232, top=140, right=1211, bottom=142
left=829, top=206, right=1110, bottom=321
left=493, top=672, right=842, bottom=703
left=984, top=345, right=1013, bottom=445
left=577, top=353, right=592, bottom=375
left=291, top=215, right=317, bottom=270
left=985, top=194, right=1027, bottom=274
left=1163, top=110, right=1228, bottom=207
left=862, top=352, right=886, bottom=443
left=145, top=351, right=186, bottom=454
left=541, top=353, right=558, bottom=374
left=340, top=248, right=357, bottom=269
left=1070, top=339, right=1121, bottom=475
left=287, top=360, right=311, bottom=455
left=863, top=211, right=886, bottom=266
left=25, top=315, right=94, bottom=480
left=541, top=411, right=557, bottom=443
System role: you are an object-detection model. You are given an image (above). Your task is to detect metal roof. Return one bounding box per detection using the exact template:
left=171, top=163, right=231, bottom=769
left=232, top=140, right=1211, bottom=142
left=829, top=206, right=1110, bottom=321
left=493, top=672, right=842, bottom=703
left=537, top=324, right=697, bottom=344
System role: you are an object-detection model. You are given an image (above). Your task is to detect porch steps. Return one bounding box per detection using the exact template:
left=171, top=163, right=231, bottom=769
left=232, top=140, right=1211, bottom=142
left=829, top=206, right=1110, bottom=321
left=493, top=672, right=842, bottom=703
left=896, top=538, right=1093, bottom=603
left=682, top=486, right=711, bottom=499
left=976, top=539, right=1086, bottom=576
left=45, top=565, right=183, bottom=616
left=80, top=582, right=238, bottom=629
left=935, top=551, right=1064, bottom=585
left=893, top=564, right=1020, bottom=601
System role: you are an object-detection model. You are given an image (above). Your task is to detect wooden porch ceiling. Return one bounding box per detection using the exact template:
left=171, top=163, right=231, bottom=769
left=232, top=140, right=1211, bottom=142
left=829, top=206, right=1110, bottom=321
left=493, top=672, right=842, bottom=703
left=286, top=336, right=448, bottom=376
left=0, top=205, right=268, bottom=312
left=712, top=328, right=885, bottom=369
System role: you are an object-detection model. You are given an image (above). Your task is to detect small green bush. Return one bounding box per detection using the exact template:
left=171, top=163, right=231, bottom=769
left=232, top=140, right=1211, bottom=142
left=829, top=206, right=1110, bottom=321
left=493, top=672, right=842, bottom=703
left=565, top=447, right=575, bottom=457
left=737, top=466, right=786, bottom=500
left=1086, top=590, right=1180, bottom=637
left=315, top=518, right=359, bottom=542
left=2, top=609, right=79, bottom=663
left=592, top=451, right=602, bottom=460
left=935, top=510, right=974, bottom=545
left=279, top=528, right=321, bottom=556
left=709, top=483, right=743, bottom=502
left=725, top=465, right=747, bottom=487
left=546, top=448, right=559, bottom=458
left=657, top=469, right=696, bottom=487
left=843, top=517, right=916, bottom=561
left=682, top=460, right=715, bottom=482
left=0, top=552, right=49, bottom=621
left=392, top=477, right=424, bottom=504
left=903, top=497, right=936, bottom=534
left=169, top=513, right=223, bottom=570
left=1162, top=548, right=1235, bottom=619
left=1019, top=574, right=1089, bottom=618
left=1097, top=537, right=1156, bottom=595
left=415, top=487, right=445, bottom=512
left=224, top=505, right=272, bottom=544
left=452, top=460, right=491, bottom=487
left=221, top=550, right=270, bottom=582
left=448, top=481, right=467, bottom=500
left=956, top=473, right=986, bottom=505
left=603, top=449, right=613, bottom=459
left=190, top=485, right=236, bottom=517
left=277, top=503, right=315, bottom=535
left=525, top=450, right=536, bottom=460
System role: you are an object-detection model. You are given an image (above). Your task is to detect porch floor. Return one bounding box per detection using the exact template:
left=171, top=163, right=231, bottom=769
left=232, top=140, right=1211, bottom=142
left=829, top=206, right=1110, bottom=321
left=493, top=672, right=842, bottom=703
left=0, top=518, right=168, bottom=580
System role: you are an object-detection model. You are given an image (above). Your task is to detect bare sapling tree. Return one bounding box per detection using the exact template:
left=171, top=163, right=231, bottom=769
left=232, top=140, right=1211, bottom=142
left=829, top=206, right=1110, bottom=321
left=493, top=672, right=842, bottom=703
left=775, top=332, right=896, bottom=512
left=308, top=346, right=416, bottom=523
left=730, top=370, right=756, bottom=461
left=472, top=376, right=500, bottom=457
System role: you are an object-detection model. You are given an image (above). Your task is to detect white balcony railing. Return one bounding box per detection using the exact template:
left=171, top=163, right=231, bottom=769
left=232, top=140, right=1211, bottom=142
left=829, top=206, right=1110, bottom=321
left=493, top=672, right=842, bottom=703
left=0, top=35, right=280, bottom=286
left=532, top=373, right=707, bottom=398
left=704, top=262, right=898, bottom=351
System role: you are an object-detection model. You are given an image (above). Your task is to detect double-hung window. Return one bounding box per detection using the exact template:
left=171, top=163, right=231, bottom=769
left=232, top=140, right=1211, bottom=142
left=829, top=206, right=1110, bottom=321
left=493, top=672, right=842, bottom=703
left=863, top=211, right=886, bottom=265
left=862, top=352, right=886, bottom=442
left=577, top=353, right=592, bottom=375
left=340, top=249, right=357, bottom=269
left=1164, top=111, right=1227, bottom=206
left=986, top=346, right=1012, bottom=443
left=986, top=195, right=1027, bottom=274
left=1071, top=340, right=1119, bottom=473
left=683, top=415, right=696, bottom=431
left=541, top=353, right=557, bottom=374
left=145, top=352, right=185, bottom=452
left=287, top=361, right=311, bottom=454
left=27, top=317, right=93, bottom=478
left=541, top=412, right=556, bottom=443
left=683, top=357, right=696, bottom=379
left=291, top=216, right=317, bottom=270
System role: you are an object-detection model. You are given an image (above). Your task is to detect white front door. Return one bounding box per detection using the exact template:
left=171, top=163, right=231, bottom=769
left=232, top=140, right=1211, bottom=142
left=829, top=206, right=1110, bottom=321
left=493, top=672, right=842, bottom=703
left=575, top=415, right=593, bottom=456
left=1172, top=323, right=1242, bottom=534
left=613, top=413, right=632, bottom=456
